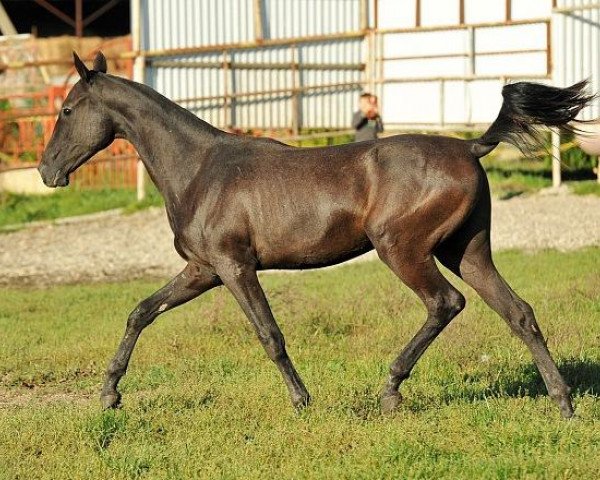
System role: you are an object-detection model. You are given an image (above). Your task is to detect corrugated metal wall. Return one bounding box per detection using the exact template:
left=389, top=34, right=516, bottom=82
left=553, top=0, right=600, bottom=120
left=141, top=0, right=364, bottom=130
left=139, top=1, right=594, bottom=132
left=378, top=0, right=552, bottom=128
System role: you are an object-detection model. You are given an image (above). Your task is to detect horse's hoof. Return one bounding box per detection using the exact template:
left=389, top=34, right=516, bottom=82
left=381, top=393, right=402, bottom=415
left=101, top=392, right=122, bottom=410
left=292, top=394, right=311, bottom=411
left=559, top=399, right=575, bottom=419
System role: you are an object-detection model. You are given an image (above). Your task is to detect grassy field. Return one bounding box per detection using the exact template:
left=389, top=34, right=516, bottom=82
left=480, top=154, right=600, bottom=200
left=0, top=185, right=163, bottom=229
left=1, top=249, right=599, bottom=479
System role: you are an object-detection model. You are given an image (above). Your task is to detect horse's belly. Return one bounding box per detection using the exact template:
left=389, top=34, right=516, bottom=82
left=253, top=211, right=372, bottom=269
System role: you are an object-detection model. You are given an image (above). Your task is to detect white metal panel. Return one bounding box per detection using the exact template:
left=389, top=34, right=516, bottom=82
left=464, top=0, right=505, bottom=23
left=376, top=0, right=417, bottom=29
left=383, top=30, right=467, bottom=57
left=421, top=0, right=460, bottom=26
left=512, top=0, right=552, bottom=19
left=383, top=82, right=441, bottom=124
left=139, top=0, right=564, bottom=130
left=553, top=0, right=600, bottom=120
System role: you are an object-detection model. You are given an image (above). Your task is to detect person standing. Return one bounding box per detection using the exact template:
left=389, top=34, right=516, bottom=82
left=352, top=93, right=384, bottom=142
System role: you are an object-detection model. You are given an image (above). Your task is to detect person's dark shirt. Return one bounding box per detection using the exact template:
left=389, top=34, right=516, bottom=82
left=352, top=111, right=384, bottom=142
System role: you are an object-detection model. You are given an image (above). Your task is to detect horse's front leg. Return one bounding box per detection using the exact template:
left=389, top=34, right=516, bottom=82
left=101, top=263, right=220, bottom=409
left=218, top=263, right=310, bottom=409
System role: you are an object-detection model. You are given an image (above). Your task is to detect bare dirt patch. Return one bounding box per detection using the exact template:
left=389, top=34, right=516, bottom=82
left=1, top=193, right=599, bottom=287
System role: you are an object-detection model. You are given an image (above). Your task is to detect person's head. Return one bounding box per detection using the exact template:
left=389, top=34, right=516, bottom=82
left=359, top=93, right=378, bottom=115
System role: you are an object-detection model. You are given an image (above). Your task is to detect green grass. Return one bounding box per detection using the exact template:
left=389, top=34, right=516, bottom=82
left=1, top=249, right=599, bottom=479
left=480, top=144, right=598, bottom=199
left=0, top=184, right=163, bottom=229
left=568, top=180, right=600, bottom=197
left=481, top=155, right=552, bottom=199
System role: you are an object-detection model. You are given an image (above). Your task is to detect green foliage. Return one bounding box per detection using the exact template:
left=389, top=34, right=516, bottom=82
left=480, top=154, right=552, bottom=199
left=568, top=180, right=600, bottom=197
left=0, top=249, right=599, bottom=478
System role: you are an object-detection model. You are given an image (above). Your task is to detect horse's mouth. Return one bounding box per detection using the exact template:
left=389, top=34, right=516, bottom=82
left=52, top=171, right=70, bottom=187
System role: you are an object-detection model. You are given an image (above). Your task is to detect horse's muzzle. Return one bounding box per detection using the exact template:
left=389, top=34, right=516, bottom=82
left=38, top=163, right=69, bottom=188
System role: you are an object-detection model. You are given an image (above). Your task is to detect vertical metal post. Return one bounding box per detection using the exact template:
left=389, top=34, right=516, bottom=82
left=132, top=0, right=146, bottom=201
left=360, top=0, right=369, bottom=30
left=222, top=50, right=231, bottom=128
left=373, top=0, right=379, bottom=30
left=253, top=0, right=264, bottom=42
left=546, top=21, right=552, bottom=76
left=378, top=30, right=384, bottom=102
left=468, top=26, right=475, bottom=75
left=75, top=0, right=83, bottom=37
left=551, top=130, right=562, bottom=188
left=439, top=80, right=445, bottom=127
left=366, top=28, right=376, bottom=94
left=291, top=44, right=300, bottom=136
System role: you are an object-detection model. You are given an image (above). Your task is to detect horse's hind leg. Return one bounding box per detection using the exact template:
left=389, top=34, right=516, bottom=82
left=373, top=244, right=466, bottom=413
left=436, top=214, right=574, bottom=418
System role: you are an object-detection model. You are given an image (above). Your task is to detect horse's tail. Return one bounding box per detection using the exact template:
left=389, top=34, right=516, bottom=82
left=470, top=80, right=594, bottom=158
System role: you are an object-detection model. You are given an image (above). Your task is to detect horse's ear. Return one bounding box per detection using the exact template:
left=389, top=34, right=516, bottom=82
left=73, top=51, right=90, bottom=83
left=92, top=51, right=107, bottom=73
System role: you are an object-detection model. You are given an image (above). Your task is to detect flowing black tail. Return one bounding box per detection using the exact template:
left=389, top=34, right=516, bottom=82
left=471, top=80, right=595, bottom=158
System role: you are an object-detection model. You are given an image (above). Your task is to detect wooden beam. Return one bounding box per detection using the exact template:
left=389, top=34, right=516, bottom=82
left=415, top=0, right=421, bottom=27
left=0, top=1, right=17, bottom=35
left=360, top=0, right=369, bottom=30
left=75, top=0, right=83, bottom=37
left=459, top=0, right=465, bottom=25
left=33, top=0, right=75, bottom=28
left=83, top=0, right=124, bottom=27
left=505, top=0, right=512, bottom=22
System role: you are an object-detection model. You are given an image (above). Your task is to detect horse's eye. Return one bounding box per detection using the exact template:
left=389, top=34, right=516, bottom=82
left=62, top=108, right=72, bottom=116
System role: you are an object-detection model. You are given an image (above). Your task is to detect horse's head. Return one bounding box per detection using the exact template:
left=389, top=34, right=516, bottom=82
left=39, top=51, right=114, bottom=187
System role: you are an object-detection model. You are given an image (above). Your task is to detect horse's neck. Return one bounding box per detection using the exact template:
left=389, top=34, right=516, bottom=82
left=105, top=77, right=222, bottom=206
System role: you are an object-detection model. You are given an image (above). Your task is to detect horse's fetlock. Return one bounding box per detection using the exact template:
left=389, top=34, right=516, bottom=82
left=266, top=335, right=287, bottom=362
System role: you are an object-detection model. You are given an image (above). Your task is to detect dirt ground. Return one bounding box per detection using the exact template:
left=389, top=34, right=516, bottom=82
left=1, top=192, right=599, bottom=287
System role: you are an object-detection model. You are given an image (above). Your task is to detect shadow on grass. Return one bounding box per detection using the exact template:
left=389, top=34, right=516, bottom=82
left=496, top=358, right=600, bottom=397
left=440, top=358, right=600, bottom=406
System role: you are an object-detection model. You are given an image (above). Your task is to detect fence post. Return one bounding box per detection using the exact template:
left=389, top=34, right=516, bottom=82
left=291, top=44, right=300, bottom=136
left=551, top=130, right=562, bottom=188
left=132, top=0, right=146, bottom=201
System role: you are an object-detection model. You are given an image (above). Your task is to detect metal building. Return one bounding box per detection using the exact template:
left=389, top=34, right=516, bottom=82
left=554, top=0, right=600, bottom=121
left=134, top=0, right=588, bottom=134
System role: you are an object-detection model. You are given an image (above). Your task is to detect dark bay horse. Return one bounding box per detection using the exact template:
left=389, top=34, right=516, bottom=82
left=39, top=52, right=593, bottom=418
